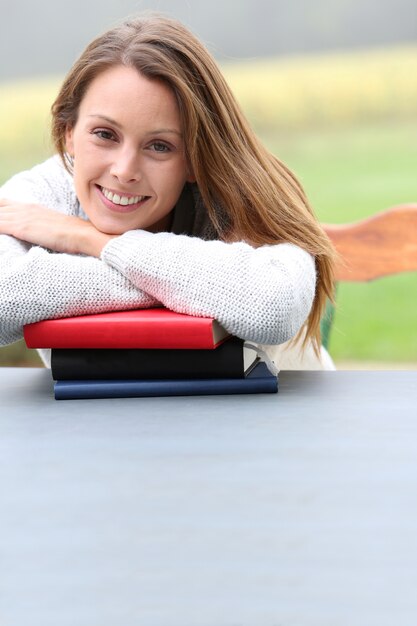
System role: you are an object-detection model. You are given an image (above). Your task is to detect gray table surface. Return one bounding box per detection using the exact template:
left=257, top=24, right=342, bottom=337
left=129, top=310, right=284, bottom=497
left=1, top=366, right=417, bottom=626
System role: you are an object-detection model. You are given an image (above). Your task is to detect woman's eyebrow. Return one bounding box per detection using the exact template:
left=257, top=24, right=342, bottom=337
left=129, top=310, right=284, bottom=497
left=151, top=129, right=183, bottom=137
left=88, top=114, right=122, bottom=128
left=87, top=114, right=182, bottom=136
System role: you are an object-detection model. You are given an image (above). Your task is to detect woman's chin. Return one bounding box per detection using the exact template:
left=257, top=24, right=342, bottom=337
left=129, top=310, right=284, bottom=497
left=90, top=218, right=133, bottom=236
left=87, top=212, right=172, bottom=235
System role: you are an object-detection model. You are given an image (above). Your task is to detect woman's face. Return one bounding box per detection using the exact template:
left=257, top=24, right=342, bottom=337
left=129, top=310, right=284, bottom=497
left=65, top=65, right=193, bottom=234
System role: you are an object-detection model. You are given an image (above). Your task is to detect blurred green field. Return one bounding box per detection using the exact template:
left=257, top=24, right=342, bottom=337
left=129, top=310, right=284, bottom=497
left=1, top=45, right=416, bottom=367
left=261, top=121, right=417, bottom=363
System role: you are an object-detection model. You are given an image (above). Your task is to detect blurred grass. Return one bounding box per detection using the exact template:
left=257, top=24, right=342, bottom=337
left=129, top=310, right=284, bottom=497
left=261, top=121, right=417, bottom=220
left=331, top=275, right=417, bottom=361
left=1, top=45, right=417, bottom=366
left=260, top=121, right=417, bottom=362
left=0, top=77, right=59, bottom=180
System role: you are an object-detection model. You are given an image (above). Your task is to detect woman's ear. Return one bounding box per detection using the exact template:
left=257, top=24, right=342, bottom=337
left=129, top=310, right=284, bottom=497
left=65, top=127, right=74, bottom=157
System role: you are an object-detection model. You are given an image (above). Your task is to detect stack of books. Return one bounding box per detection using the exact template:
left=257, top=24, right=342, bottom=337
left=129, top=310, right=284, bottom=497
left=23, top=308, right=278, bottom=400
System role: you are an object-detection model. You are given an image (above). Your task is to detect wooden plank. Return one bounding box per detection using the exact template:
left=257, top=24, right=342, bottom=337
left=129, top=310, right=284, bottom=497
left=323, top=204, right=417, bottom=281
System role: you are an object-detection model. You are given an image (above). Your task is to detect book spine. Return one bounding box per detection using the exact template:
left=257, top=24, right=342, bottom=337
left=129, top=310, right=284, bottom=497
left=24, top=319, right=221, bottom=349
left=53, top=363, right=278, bottom=400
left=54, top=375, right=277, bottom=400
left=51, top=337, right=246, bottom=380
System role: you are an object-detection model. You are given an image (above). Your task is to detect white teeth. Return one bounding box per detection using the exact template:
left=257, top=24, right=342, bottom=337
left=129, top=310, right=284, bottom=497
left=101, top=187, right=145, bottom=205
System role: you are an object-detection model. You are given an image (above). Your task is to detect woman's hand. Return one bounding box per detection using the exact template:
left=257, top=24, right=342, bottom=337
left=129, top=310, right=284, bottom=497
left=0, top=199, right=115, bottom=257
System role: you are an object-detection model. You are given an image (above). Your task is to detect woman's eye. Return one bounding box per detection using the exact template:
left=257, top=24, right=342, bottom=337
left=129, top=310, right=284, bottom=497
left=150, top=142, right=171, bottom=153
left=92, top=129, right=116, bottom=141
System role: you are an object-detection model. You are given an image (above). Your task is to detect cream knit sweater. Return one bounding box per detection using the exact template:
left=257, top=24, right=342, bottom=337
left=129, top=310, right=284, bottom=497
left=0, top=156, right=333, bottom=370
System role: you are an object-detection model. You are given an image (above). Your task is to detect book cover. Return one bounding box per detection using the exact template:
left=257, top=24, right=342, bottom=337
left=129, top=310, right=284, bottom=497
left=51, top=337, right=258, bottom=381
left=54, top=361, right=278, bottom=400
left=24, top=307, right=230, bottom=350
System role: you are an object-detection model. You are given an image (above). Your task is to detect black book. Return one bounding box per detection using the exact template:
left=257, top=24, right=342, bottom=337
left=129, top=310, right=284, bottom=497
left=51, top=336, right=258, bottom=381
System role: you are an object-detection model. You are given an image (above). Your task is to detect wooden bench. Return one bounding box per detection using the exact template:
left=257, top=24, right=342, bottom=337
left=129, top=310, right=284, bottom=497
left=321, top=203, right=417, bottom=348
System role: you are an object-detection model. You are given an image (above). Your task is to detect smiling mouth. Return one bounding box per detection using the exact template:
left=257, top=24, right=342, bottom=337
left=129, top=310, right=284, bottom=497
left=96, top=185, right=150, bottom=211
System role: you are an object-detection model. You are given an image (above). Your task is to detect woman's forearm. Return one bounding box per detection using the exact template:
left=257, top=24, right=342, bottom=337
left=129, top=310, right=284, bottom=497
left=101, top=230, right=317, bottom=345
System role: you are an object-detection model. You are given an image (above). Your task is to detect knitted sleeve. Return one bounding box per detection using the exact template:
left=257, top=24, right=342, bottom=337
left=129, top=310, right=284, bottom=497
left=101, top=230, right=316, bottom=345
left=0, top=156, right=78, bottom=215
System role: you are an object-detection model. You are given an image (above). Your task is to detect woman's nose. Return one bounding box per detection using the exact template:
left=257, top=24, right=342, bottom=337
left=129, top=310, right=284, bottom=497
left=110, top=148, right=142, bottom=183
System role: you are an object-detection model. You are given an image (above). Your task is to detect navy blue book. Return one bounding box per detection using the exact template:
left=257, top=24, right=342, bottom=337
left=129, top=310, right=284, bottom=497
left=54, top=361, right=278, bottom=400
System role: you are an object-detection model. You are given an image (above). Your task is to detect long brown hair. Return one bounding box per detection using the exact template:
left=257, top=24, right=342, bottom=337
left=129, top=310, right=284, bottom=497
left=51, top=13, right=335, bottom=352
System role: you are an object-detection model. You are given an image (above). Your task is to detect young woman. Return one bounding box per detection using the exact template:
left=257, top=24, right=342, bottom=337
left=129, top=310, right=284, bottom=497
left=0, top=14, right=335, bottom=370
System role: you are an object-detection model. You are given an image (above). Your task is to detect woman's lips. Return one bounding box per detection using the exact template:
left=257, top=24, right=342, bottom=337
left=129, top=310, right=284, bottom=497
left=96, top=185, right=150, bottom=213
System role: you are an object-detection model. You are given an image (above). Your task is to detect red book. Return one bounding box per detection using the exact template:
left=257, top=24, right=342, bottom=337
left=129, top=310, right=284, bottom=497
left=23, top=308, right=231, bottom=350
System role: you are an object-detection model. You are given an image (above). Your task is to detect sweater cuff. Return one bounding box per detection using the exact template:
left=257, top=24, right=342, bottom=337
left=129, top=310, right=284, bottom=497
left=100, top=229, right=156, bottom=271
